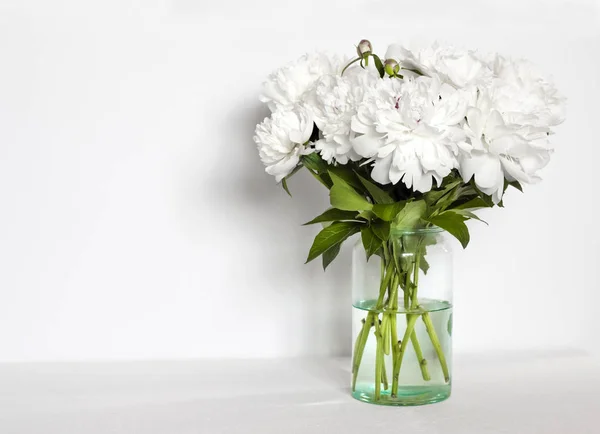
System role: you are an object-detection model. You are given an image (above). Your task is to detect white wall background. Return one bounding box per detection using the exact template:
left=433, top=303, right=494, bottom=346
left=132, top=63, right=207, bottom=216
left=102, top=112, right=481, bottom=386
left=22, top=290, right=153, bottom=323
left=0, top=0, right=598, bottom=362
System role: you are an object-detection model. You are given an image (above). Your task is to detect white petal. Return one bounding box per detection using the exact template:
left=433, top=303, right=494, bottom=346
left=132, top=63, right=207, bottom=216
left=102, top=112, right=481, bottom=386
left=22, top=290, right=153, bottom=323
left=352, top=133, right=382, bottom=158
left=466, top=108, right=485, bottom=138
left=266, top=154, right=300, bottom=182
left=519, top=150, right=551, bottom=174
left=431, top=90, right=468, bottom=126
left=413, top=172, right=433, bottom=193
left=288, top=130, right=305, bottom=144
left=398, top=158, right=423, bottom=190
left=489, top=134, right=529, bottom=156
left=371, top=154, right=393, bottom=185
left=300, top=112, right=315, bottom=141
left=417, top=140, right=441, bottom=171
left=473, top=153, right=503, bottom=189
left=314, top=139, right=336, bottom=163
left=385, top=44, right=405, bottom=60
left=389, top=150, right=405, bottom=185
left=500, top=156, right=529, bottom=184
left=351, top=109, right=375, bottom=135
left=459, top=152, right=502, bottom=190
left=458, top=154, right=477, bottom=183
left=491, top=187, right=503, bottom=204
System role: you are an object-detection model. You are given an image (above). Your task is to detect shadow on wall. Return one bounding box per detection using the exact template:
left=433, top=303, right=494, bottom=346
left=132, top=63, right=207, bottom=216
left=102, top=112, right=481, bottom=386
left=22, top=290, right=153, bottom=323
left=189, top=100, right=353, bottom=357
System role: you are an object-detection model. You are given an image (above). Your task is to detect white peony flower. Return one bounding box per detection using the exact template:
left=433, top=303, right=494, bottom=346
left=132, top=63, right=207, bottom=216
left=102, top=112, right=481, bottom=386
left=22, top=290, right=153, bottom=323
left=259, top=53, right=342, bottom=112
left=254, top=106, right=314, bottom=182
left=460, top=90, right=553, bottom=203
left=489, top=55, right=566, bottom=128
left=386, top=43, right=493, bottom=89
left=305, top=67, right=380, bottom=164
left=351, top=75, right=471, bottom=192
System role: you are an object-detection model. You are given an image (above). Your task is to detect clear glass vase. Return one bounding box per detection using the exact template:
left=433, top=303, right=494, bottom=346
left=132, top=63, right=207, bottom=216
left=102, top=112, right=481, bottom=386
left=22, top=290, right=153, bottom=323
left=351, top=227, right=453, bottom=406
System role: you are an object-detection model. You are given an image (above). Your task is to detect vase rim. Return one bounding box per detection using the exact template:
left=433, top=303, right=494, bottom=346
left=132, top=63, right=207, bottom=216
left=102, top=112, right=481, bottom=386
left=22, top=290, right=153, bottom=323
left=390, top=226, right=444, bottom=235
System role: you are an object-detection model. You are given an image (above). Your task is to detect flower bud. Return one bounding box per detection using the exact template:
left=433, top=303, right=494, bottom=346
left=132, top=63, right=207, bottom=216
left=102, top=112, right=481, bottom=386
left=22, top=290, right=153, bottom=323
left=384, top=58, right=400, bottom=76
left=356, top=39, right=372, bottom=57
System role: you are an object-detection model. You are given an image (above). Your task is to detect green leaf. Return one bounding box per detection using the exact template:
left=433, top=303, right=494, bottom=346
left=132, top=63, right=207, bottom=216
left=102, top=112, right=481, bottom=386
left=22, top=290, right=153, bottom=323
left=357, top=210, right=375, bottom=221
left=303, top=154, right=334, bottom=189
left=426, top=212, right=470, bottom=249
left=328, top=166, right=365, bottom=192
left=322, top=243, right=341, bottom=271
left=303, top=208, right=359, bottom=225
left=361, top=226, right=383, bottom=260
left=373, top=201, right=406, bottom=222
left=311, top=170, right=333, bottom=189
left=506, top=180, right=523, bottom=192
left=306, top=221, right=360, bottom=263
left=393, top=200, right=427, bottom=230
left=424, top=180, right=462, bottom=205
left=449, top=209, right=488, bottom=225
left=451, top=197, right=491, bottom=211
left=469, top=180, right=495, bottom=207
left=329, top=173, right=373, bottom=211
left=279, top=164, right=303, bottom=196
left=302, top=153, right=328, bottom=174
left=356, top=173, right=394, bottom=204
left=371, top=54, right=385, bottom=78
left=371, top=220, right=391, bottom=241
left=281, top=178, right=292, bottom=196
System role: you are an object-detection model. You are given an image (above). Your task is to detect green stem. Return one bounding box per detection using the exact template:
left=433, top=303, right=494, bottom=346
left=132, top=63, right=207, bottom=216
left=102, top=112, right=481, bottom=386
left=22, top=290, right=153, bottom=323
left=389, top=273, right=399, bottom=311
left=386, top=263, right=397, bottom=310
left=351, top=314, right=373, bottom=391
left=353, top=235, right=449, bottom=399
left=389, top=272, right=400, bottom=395
left=352, top=326, right=364, bottom=371
left=410, top=332, right=431, bottom=381
left=380, top=316, right=389, bottom=391
left=374, top=316, right=383, bottom=400
left=389, top=314, right=399, bottom=392
left=383, top=241, right=390, bottom=264
left=408, top=242, right=432, bottom=380
left=411, top=245, right=421, bottom=307
left=351, top=259, right=394, bottom=391
left=392, top=313, right=419, bottom=397
left=403, top=270, right=410, bottom=309
left=381, top=314, right=391, bottom=355
left=422, top=312, right=450, bottom=383
left=396, top=241, right=431, bottom=382
left=391, top=239, right=401, bottom=278
left=381, top=358, right=389, bottom=391
left=377, top=261, right=394, bottom=309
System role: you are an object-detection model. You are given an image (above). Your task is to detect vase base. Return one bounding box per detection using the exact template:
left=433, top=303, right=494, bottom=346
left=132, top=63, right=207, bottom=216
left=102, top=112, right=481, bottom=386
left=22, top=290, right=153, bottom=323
left=351, top=384, right=451, bottom=406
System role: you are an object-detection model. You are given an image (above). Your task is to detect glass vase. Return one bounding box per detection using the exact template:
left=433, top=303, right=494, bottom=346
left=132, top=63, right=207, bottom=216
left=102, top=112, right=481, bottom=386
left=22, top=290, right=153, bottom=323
left=351, top=227, right=453, bottom=406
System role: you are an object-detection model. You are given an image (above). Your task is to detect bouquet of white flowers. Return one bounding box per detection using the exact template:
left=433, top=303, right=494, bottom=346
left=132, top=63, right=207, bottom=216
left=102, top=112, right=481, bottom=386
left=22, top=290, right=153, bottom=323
left=254, top=39, right=565, bottom=405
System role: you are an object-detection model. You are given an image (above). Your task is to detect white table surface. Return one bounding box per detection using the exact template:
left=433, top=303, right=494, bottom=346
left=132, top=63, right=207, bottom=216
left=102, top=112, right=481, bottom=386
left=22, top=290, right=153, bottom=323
left=0, top=351, right=598, bottom=434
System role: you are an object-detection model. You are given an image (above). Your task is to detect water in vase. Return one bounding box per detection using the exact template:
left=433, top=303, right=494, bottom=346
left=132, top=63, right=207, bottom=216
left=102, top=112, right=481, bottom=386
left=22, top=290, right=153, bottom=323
left=351, top=298, right=452, bottom=406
